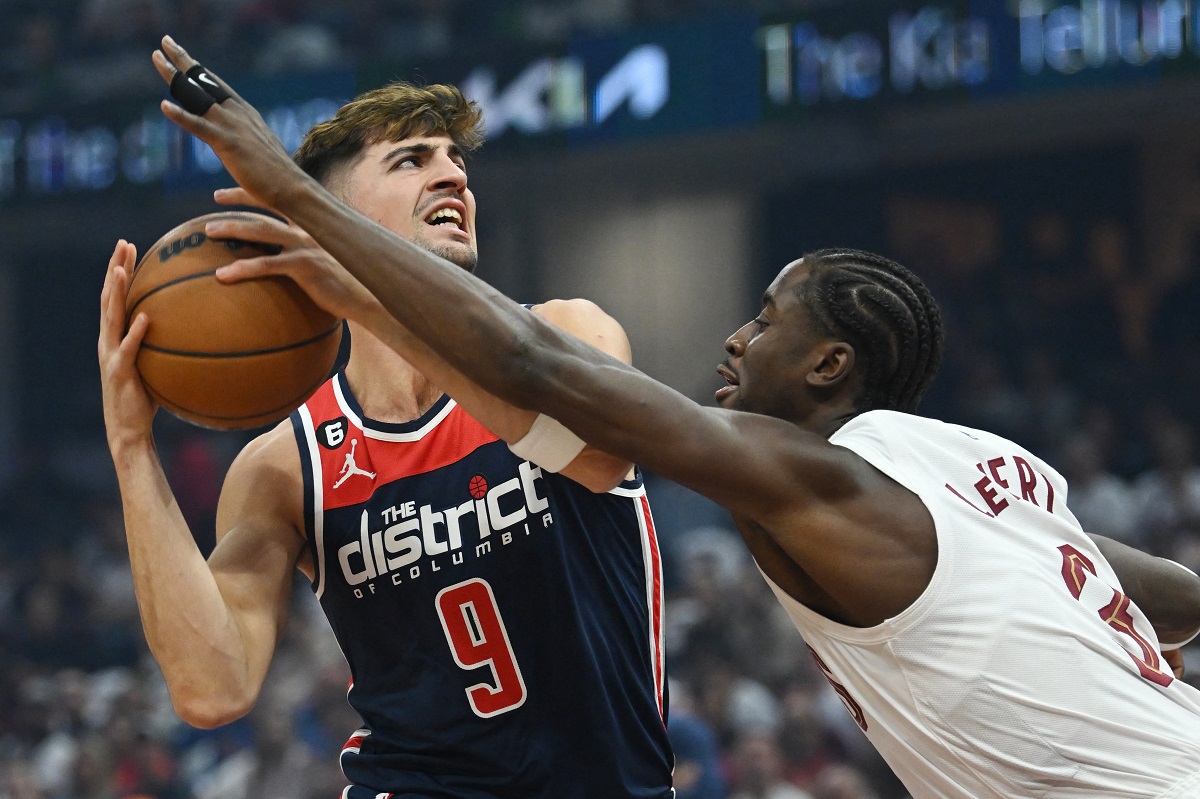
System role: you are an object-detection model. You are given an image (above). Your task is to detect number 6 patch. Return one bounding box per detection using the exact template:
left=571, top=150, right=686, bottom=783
left=318, top=416, right=349, bottom=449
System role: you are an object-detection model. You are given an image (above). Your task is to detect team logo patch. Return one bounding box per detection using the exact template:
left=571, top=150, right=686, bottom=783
left=318, top=416, right=350, bottom=449
left=334, top=439, right=376, bottom=489
left=468, top=474, right=489, bottom=499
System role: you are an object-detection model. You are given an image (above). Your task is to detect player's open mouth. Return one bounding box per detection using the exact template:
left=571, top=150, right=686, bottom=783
left=715, top=365, right=738, bottom=400
left=425, top=206, right=466, bottom=231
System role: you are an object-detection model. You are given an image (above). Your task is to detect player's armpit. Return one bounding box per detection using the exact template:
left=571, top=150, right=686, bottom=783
left=745, top=429, right=938, bottom=627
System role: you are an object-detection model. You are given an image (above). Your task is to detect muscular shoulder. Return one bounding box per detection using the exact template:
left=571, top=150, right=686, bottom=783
left=719, top=410, right=864, bottom=504
left=229, top=420, right=301, bottom=484
left=531, top=298, right=631, bottom=365
left=720, top=411, right=935, bottom=625
left=211, top=419, right=312, bottom=583
left=218, top=420, right=304, bottom=539
left=532, top=297, right=605, bottom=320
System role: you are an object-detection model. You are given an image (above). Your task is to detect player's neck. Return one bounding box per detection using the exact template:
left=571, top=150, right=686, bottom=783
left=343, top=324, right=443, bottom=423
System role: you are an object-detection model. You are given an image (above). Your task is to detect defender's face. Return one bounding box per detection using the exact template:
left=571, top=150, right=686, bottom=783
left=342, top=135, right=478, bottom=270
left=716, top=260, right=820, bottom=420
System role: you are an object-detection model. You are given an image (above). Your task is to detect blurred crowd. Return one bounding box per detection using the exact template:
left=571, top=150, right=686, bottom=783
left=5, top=3, right=1200, bottom=799
left=6, top=182, right=1200, bottom=799
left=0, top=0, right=839, bottom=115
left=911, top=208, right=1200, bottom=567
left=2, top=388, right=1200, bottom=799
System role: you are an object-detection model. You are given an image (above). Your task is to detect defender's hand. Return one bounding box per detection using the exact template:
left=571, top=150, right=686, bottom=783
left=152, top=36, right=301, bottom=209
left=99, top=240, right=158, bottom=451
left=209, top=188, right=377, bottom=323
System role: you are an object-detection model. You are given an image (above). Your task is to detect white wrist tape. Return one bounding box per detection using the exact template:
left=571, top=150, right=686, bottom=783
left=1160, top=560, right=1200, bottom=651
left=508, top=414, right=586, bottom=473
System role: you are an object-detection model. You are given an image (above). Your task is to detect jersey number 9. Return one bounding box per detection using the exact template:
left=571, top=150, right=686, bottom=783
left=436, top=578, right=529, bottom=717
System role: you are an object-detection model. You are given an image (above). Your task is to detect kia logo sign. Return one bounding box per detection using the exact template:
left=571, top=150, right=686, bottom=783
left=461, top=45, right=671, bottom=139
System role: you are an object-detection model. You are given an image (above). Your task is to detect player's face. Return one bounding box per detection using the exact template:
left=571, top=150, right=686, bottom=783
left=343, top=135, right=478, bottom=271
left=716, top=260, right=826, bottom=421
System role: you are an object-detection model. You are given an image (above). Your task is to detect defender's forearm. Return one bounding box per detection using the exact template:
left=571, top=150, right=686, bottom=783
left=263, top=172, right=729, bottom=503
left=276, top=177, right=549, bottom=409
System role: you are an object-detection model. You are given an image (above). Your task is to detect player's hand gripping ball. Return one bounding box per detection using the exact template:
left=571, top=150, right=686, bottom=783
left=125, top=212, right=343, bottom=429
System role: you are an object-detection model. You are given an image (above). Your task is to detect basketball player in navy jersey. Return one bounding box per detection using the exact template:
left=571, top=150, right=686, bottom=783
left=99, top=67, right=673, bottom=798
left=148, top=37, right=1200, bottom=799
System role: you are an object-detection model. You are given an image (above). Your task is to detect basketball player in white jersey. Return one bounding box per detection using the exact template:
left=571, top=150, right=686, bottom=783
left=151, top=37, right=1200, bottom=798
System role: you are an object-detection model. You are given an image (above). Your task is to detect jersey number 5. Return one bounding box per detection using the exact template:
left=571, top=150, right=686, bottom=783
left=1057, top=544, right=1173, bottom=687
left=436, top=578, right=529, bottom=717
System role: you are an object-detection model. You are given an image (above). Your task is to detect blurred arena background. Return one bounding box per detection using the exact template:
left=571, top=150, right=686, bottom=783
left=3, top=1, right=1200, bottom=797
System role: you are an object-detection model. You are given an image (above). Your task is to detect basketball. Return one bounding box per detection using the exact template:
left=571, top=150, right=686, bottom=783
left=125, top=211, right=343, bottom=430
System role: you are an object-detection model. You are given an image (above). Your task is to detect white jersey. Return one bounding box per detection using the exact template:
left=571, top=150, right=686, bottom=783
left=762, top=411, right=1200, bottom=799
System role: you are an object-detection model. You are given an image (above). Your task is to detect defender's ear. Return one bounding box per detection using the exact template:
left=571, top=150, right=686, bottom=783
left=806, top=341, right=856, bottom=389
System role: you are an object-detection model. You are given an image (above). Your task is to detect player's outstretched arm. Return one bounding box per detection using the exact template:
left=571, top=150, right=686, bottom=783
left=1089, top=534, right=1200, bottom=651
left=101, top=241, right=303, bottom=727
left=204, top=205, right=634, bottom=492
left=148, top=38, right=819, bottom=512
left=149, top=37, right=926, bottom=627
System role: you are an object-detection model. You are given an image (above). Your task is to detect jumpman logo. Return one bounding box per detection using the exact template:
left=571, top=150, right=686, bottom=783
left=333, top=439, right=376, bottom=488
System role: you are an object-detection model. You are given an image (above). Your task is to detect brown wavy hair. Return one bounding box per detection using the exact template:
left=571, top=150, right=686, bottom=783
left=294, top=82, right=484, bottom=189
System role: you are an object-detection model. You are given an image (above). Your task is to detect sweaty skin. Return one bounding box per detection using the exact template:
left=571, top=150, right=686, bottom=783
left=148, top=36, right=1200, bottom=648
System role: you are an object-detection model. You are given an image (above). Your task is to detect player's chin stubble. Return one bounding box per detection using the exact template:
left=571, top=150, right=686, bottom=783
left=412, top=232, right=477, bottom=274
left=437, top=244, right=478, bottom=274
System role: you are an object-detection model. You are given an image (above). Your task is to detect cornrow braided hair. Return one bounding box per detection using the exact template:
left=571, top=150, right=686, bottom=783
left=796, top=248, right=944, bottom=413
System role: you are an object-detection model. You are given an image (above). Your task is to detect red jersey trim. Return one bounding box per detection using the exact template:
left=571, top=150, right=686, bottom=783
left=300, top=377, right=501, bottom=512
left=297, top=376, right=502, bottom=598
left=613, top=483, right=666, bottom=723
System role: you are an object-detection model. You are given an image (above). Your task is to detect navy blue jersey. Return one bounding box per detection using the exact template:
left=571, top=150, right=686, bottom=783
left=290, top=371, right=673, bottom=798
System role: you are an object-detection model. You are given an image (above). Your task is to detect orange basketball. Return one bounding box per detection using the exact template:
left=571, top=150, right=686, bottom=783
left=126, top=211, right=343, bottom=430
